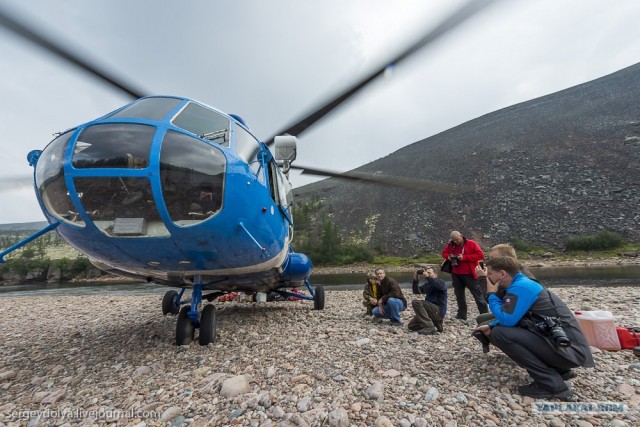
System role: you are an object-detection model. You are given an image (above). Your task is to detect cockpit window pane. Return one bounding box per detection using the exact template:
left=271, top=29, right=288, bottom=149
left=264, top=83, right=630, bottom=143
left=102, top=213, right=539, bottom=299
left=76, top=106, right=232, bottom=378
left=109, top=97, right=182, bottom=121
left=172, top=102, right=230, bottom=147
left=160, top=130, right=226, bottom=226
left=72, top=124, right=154, bottom=169
left=74, top=177, right=169, bottom=237
left=35, top=130, right=85, bottom=227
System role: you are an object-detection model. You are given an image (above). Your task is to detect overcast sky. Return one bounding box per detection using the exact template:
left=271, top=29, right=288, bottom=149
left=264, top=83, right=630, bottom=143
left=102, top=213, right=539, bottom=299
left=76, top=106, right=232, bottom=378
left=1, top=0, right=639, bottom=225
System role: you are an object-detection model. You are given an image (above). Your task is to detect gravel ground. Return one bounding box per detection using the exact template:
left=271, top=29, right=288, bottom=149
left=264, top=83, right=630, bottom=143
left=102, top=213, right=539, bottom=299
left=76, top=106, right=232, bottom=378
left=0, top=286, right=639, bottom=427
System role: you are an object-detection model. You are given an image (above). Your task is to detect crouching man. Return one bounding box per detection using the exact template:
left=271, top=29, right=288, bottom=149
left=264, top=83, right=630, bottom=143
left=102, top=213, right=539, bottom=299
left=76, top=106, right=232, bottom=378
left=372, top=268, right=407, bottom=325
left=408, top=267, right=447, bottom=335
left=472, top=256, right=594, bottom=400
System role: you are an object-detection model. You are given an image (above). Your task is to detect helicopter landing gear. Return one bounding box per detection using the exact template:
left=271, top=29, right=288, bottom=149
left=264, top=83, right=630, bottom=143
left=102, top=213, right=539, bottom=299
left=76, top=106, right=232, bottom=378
left=173, top=278, right=218, bottom=346
left=162, top=290, right=180, bottom=315
left=313, top=285, right=325, bottom=310
left=176, top=305, right=194, bottom=345
left=302, top=279, right=325, bottom=310
left=199, top=304, right=217, bottom=345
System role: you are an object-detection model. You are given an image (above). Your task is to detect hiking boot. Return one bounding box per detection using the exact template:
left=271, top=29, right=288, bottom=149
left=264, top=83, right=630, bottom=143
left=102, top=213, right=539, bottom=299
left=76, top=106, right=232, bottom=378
left=390, top=320, right=404, bottom=326
left=434, top=320, right=444, bottom=333
left=371, top=316, right=383, bottom=324
left=517, top=383, right=573, bottom=400
left=559, top=369, right=576, bottom=380
left=417, top=327, right=438, bottom=335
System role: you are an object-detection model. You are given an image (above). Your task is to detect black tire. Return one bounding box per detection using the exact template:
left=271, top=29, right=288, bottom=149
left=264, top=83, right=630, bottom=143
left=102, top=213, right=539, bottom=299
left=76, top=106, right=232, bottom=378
left=162, top=290, right=180, bottom=315
left=199, top=304, right=217, bottom=345
left=176, top=305, right=194, bottom=346
left=313, top=285, right=325, bottom=310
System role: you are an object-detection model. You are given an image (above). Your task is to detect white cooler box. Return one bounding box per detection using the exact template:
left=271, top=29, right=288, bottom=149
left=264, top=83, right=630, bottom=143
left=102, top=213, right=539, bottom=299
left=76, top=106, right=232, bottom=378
left=574, top=310, right=621, bottom=351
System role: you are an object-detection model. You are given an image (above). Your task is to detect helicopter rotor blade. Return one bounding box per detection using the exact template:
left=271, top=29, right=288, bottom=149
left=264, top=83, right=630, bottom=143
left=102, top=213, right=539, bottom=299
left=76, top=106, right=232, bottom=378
left=290, top=164, right=465, bottom=194
left=0, top=175, right=33, bottom=191
left=0, top=6, right=146, bottom=99
left=265, top=0, right=499, bottom=146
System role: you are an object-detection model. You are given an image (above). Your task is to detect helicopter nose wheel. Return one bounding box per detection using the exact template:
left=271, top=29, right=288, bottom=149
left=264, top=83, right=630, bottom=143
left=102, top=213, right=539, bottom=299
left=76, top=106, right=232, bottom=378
left=198, top=304, right=217, bottom=345
left=174, top=280, right=218, bottom=346
left=176, top=305, right=195, bottom=345
left=162, top=290, right=180, bottom=315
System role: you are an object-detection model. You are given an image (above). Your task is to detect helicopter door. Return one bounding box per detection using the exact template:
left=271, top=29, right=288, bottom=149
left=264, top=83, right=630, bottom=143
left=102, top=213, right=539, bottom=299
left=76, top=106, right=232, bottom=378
left=235, top=125, right=264, bottom=184
left=267, top=160, right=293, bottom=225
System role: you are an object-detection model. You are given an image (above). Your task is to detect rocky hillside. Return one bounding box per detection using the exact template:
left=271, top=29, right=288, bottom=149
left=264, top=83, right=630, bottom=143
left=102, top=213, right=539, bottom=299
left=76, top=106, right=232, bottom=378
left=294, top=63, right=640, bottom=255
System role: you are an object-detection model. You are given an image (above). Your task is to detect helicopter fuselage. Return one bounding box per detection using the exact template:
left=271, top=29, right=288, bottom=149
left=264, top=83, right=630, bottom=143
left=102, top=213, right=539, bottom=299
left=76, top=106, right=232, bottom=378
left=30, top=96, right=311, bottom=291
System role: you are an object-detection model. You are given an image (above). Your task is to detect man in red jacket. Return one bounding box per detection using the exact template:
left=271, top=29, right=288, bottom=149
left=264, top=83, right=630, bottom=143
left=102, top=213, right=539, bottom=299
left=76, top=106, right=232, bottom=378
left=441, top=231, right=488, bottom=320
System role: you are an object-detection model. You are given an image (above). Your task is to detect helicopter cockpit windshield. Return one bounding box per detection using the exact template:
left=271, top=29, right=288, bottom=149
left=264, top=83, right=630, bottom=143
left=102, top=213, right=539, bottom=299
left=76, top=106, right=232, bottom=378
left=35, top=115, right=226, bottom=237
left=172, top=102, right=230, bottom=147
left=160, top=130, right=225, bottom=226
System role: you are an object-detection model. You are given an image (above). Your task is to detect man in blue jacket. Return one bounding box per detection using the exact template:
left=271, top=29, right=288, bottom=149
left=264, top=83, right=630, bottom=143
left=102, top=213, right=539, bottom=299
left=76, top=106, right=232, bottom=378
left=408, top=267, right=448, bottom=335
left=472, top=256, right=595, bottom=400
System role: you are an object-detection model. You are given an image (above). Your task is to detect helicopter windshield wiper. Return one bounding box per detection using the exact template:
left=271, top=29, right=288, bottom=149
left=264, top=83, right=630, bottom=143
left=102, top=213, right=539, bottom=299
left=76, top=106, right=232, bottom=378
left=201, top=129, right=228, bottom=143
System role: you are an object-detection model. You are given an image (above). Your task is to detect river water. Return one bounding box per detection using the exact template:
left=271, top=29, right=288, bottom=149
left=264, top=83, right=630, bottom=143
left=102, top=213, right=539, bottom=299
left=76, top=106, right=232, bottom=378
left=1, top=265, right=639, bottom=297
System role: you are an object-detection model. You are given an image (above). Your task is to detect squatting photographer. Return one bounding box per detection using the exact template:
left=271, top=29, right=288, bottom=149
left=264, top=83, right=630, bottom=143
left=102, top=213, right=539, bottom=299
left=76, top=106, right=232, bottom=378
left=471, top=256, right=594, bottom=400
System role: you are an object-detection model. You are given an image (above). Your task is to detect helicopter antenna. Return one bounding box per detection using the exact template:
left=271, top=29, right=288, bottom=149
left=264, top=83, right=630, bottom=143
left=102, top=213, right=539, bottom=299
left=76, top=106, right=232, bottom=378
left=0, top=6, right=147, bottom=99
left=264, top=0, right=500, bottom=146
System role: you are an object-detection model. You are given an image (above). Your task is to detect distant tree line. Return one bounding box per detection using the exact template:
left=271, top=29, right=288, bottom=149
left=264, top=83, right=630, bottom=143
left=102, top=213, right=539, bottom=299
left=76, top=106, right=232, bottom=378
left=512, top=230, right=627, bottom=254
left=0, top=217, right=632, bottom=283
left=0, top=232, right=96, bottom=283
left=0, top=256, right=93, bottom=278
left=0, top=231, right=66, bottom=253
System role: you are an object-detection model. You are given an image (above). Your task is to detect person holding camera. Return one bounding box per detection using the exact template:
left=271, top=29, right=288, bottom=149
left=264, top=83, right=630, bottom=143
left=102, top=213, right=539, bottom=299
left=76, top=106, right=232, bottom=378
left=472, top=256, right=594, bottom=400
left=362, top=272, right=381, bottom=316
left=408, top=267, right=448, bottom=335
left=441, top=231, right=487, bottom=320
left=474, top=243, right=537, bottom=327
left=412, top=269, right=424, bottom=294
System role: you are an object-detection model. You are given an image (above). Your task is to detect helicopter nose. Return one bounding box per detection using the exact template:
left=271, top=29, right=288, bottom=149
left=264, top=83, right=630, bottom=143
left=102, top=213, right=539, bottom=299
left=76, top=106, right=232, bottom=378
left=35, top=122, right=226, bottom=237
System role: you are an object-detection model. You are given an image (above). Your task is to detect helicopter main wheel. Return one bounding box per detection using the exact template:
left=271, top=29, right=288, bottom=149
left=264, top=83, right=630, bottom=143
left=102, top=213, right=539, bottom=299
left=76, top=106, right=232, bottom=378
left=176, top=305, right=195, bottom=346
left=198, top=304, right=217, bottom=346
left=313, top=285, right=325, bottom=310
left=162, top=290, right=180, bottom=315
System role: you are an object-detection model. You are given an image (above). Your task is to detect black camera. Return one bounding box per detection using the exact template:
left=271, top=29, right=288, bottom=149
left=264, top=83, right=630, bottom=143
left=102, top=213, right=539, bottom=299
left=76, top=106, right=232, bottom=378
left=473, top=331, right=491, bottom=353
left=416, top=269, right=424, bottom=275
left=534, top=316, right=572, bottom=347
left=449, top=255, right=459, bottom=267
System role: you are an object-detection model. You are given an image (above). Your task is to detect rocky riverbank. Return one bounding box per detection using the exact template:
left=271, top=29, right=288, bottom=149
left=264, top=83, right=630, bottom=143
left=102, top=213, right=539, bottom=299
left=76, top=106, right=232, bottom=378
left=1, top=286, right=639, bottom=426
left=311, top=256, right=640, bottom=275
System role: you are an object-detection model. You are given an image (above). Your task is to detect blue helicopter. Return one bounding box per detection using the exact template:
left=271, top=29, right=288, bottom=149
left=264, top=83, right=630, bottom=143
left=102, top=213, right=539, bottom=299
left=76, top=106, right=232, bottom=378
left=0, top=1, right=495, bottom=345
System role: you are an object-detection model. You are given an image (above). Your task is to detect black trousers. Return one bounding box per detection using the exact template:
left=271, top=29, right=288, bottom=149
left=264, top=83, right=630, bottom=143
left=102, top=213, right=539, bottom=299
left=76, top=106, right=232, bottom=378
left=491, top=326, right=576, bottom=392
left=408, top=300, right=442, bottom=331
left=451, top=273, right=487, bottom=319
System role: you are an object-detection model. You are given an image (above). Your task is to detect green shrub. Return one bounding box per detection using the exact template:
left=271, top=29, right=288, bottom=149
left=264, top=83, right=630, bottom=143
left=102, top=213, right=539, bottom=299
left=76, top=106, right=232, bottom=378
left=69, top=258, right=93, bottom=275
left=337, top=245, right=375, bottom=264
left=511, top=237, right=537, bottom=253
left=2, top=257, right=50, bottom=276
left=565, top=231, right=625, bottom=251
